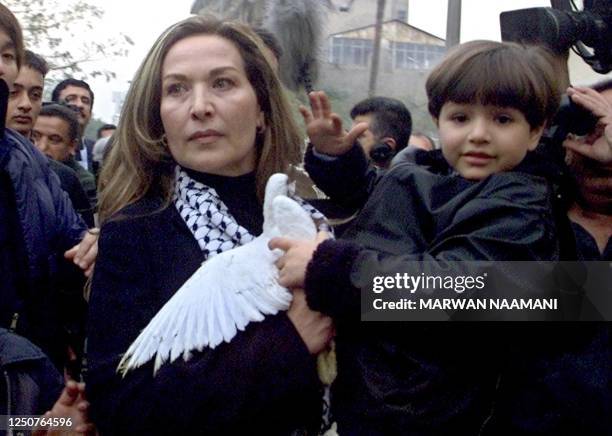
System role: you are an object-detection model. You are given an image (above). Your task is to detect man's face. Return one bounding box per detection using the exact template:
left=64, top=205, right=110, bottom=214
left=353, top=114, right=377, bottom=156
left=7, top=66, right=44, bottom=137
left=57, top=85, right=92, bottom=127
left=565, top=88, right=612, bottom=213
left=0, top=29, right=18, bottom=89
left=98, top=128, right=115, bottom=139
left=32, top=115, right=76, bottom=162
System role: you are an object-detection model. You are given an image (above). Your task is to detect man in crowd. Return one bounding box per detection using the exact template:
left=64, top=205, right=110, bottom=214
left=0, top=2, right=97, bottom=373
left=96, top=123, right=116, bottom=140
left=6, top=50, right=93, bottom=226
left=348, top=97, right=412, bottom=168
left=564, top=81, right=611, bottom=260
left=32, top=103, right=97, bottom=210
left=409, top=131, right=436, bottom=151
left=303, top=94, right=413, bottom=211
left=51, top=78, right=96, bottom=173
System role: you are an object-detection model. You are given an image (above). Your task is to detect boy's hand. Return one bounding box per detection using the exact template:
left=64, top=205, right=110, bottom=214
left=299, top=91, right=368, bottom=156
left=269, top=231, right=330, bottom=289
left=564, top=86, right=612, bottom=164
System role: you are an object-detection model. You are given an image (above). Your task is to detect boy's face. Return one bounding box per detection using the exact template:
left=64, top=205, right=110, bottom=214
left=0, top=29, right=18, bottom=89
left=7, top=66, right=44, bottom=137
left=437, top=102, right=543, bottom=180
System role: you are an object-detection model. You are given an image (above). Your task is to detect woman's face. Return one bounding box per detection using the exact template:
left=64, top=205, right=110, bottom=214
left=160, top=34, right=264, bottom=176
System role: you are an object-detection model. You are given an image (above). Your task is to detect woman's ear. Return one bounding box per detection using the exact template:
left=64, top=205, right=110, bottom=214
left=256, top=111, right=265, bottom=131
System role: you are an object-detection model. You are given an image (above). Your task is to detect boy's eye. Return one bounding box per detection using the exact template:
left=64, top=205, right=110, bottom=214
left=451, top=114, right=467, bottom=123
left=213, top=77, right=234, bottom=90
left=30, top=90, right=43, bottom=101
left=496, top=115, right=513, bottom=124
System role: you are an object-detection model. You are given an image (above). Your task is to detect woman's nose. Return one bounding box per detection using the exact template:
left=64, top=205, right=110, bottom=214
left=191, top=90, right=214, bottom=120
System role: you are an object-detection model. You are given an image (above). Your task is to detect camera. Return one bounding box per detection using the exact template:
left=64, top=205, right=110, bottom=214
left=500, top=0, right=612, bottom=74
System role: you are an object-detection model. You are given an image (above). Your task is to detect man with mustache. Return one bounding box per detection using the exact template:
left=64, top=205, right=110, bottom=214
left=51, top=78, right=97, bottom=175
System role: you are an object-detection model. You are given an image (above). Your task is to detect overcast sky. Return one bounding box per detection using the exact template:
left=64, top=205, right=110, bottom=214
left=80, top=0, right=601, bottom=122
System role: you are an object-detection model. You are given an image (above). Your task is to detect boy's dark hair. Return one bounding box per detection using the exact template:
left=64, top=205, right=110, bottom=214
left=426, top=40, right=560, bottom=129
left=0, top=4, right=24, bottom=69
left=97, top=123, right=116, bottom=138
left=253, top=27, right=283, bottom=61
left=591, top=78, right=612, bottom=93
left=24, top=50, right=49, bottom=77
left=350, top=97, right=412, bottom=152
left=51, top=78, right=94, bottom=107
left=39, top=103, right=80, bottom=143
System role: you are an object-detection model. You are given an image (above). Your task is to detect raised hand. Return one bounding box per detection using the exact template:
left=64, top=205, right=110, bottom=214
left=564, top=86, right=612, bottom=164
left=299, top=91, right=368, bottom=156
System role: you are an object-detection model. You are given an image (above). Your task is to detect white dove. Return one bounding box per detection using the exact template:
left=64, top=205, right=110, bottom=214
left=118, top=173, right=317, bottom=375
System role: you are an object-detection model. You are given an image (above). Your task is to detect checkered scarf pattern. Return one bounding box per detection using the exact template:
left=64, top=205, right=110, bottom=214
left=173, top=167, right=327, bottom=259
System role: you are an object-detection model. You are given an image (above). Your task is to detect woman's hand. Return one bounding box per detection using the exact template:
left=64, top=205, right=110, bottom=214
left=287, top=289, right=334, bottom=355
left=299, top=91, right=368, bottom=156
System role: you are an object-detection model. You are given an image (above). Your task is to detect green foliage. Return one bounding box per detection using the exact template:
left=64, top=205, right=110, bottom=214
left=7, top=0, right=133, bottom=81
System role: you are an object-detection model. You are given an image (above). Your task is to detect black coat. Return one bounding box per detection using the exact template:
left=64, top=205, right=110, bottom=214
left=86, top=196, right=322, bottom=435
left=0, top=328, right=63, bottom=417
left=0, top=129, right=87, bottom=369
left=304, top=161, right=582, bottom=435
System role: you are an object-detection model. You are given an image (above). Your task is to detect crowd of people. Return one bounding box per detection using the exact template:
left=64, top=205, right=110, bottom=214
left=0, top=3, right=610, bottom=436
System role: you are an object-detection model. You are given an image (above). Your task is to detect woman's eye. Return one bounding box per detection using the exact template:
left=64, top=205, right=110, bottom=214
left=213, top=78, right=234, bottom=89
left=2, top=52, right=15, bottom=61
left=166, top=83, right=186, bottom=96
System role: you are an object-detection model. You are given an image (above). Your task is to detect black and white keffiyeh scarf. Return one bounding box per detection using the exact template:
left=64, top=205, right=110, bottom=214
left=173, top=167, right=328, bottom=258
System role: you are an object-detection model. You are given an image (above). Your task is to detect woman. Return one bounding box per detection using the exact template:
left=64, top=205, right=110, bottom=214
left=87, top=17, right=332, bottom=435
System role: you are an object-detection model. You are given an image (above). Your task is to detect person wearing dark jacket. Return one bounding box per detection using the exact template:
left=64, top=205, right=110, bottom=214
left=6, top=49, right=95, bottom=227
left=32, top=104, right=97, bottom=211
left=87, top=17, right=332, bottom=435
left=0, top=328, right=63, bottom=418
left=0, top=3, right=99, bottom=373
left=270, top=42, right=595, bottom=435
left=47, top=158, right=95, bottom=227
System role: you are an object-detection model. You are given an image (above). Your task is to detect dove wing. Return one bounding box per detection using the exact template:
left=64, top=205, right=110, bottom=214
left=118, top=236, right=291, bottom=375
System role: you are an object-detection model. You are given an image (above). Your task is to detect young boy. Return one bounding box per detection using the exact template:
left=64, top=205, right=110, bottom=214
left=271, top=41, right=564, bottom=435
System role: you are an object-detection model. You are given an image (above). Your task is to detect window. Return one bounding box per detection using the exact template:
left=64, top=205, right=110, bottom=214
left=328, top=37, right=373, bottom=66
left=392, top=42, right=445, bottom=69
